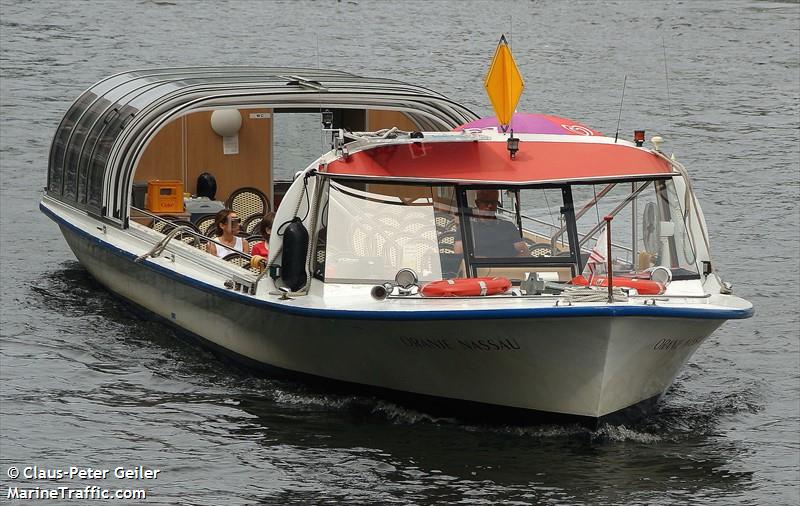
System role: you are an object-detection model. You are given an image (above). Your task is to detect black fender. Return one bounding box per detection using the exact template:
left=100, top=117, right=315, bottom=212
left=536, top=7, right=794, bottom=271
left=281, top=217, right=308, bottom=291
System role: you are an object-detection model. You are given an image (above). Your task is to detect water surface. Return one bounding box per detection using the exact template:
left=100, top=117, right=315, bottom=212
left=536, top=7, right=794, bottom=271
left=1, top=1, right=798, bottom=504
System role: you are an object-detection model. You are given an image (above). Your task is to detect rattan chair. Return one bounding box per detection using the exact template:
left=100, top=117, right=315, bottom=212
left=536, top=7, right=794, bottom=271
left=525, top=239, right=553, bottom=258
left=152, top=215, right=180, bottom=233
left=225, top=187, right=270, bottom=222
left=437, top=231, right=457, bottom=254
left=194, top=214, right=217, bottom=237
left=434, top=213, right=457, bottom=233
left=241, top=214, right=263, bottom=235
left=162, top=220, right=202, bottom=247
left=222, top=252, right=260, bottom=274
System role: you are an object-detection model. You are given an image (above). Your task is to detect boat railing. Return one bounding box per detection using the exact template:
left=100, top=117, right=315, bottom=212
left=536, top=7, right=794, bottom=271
left=134, top=222, right=202, bottom=262
left=386, top=291, right=712, bottom=301
left=574, top=182, right=651, bottom=251
left=498, top=207, right=633, bottom=255
left=131, top=207, right=255, bottom=261
left=131, top=207, right=268, bottom=294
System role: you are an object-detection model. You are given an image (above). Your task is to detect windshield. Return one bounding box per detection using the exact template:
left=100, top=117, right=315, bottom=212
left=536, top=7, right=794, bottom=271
left=324, top=180, right=460, bottom=282
left=320, top=177, right=699, bottom=284
left=571, top=179, right=700, bottom=279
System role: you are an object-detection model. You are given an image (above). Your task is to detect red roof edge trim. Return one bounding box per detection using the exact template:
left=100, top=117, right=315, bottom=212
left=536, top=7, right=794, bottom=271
left=323, top=141, right=672, bottom=184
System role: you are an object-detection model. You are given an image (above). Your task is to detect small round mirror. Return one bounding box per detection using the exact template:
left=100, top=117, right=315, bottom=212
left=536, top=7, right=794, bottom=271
left=394, top=268, right=419, bottom=289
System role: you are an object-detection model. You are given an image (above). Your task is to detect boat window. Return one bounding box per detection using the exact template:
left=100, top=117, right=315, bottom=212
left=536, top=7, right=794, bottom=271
left=48, top=73, right=134, bottom=199
left=460, top=188, right=570, bottom=260
left=88, top=104, right=138, bottom=212
left=514, top=188, right=572, bottom=259
left=62, top=98, right=111, bottom=202
left=78, top=105, right=116, bottom=205
left=571, top=179, right=699, bottom=280
left=49, top=92, right=98, bottom=197
left=324, top=180, right=460, bottom=282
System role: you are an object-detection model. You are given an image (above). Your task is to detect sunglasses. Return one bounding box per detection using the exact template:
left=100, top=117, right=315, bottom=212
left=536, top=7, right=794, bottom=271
left=228, top=217, right=241, bottom=225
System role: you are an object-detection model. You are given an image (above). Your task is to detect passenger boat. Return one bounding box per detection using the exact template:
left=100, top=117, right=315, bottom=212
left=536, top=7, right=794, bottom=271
left=40, top=66, right=753, bottom=424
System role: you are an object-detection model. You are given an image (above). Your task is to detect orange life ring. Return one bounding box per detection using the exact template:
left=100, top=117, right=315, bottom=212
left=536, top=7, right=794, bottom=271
left=420, top=277, right=512, bottom=297
left=570, top=275, right=664, bottom=295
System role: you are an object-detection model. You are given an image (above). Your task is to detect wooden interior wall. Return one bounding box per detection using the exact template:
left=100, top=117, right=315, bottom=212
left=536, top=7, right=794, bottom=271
left=185, top=109, right=272, bottom=204
left=367, top=110, right=418, bottom=131
left=132, top=108, right=273, bottom=206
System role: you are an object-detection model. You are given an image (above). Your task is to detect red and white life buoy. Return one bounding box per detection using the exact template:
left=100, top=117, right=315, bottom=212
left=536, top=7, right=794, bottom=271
left=420, top=277, right=511, bottom=297
left=570, top=275, right=664, bottom=295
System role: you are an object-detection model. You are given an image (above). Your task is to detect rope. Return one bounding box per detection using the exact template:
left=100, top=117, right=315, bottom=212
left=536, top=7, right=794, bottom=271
left=302, top=177, right=322, bottom=293
left=559, top=285, right=629, bottom=303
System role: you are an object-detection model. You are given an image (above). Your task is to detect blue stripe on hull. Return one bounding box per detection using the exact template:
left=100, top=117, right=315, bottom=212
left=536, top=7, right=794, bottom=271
left=41, top=202, right=755, bottom=322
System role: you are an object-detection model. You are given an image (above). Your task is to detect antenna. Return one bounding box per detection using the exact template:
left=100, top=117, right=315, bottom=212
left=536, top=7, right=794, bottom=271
left=316, top=34, right=321, bottom=70
left=509, top=16, right=512, bottom=51
left=614, top=75, right=627, bottom=143
left=662, top=36, right=672, bottom=135
left=316, top=35, right=328, bottom=151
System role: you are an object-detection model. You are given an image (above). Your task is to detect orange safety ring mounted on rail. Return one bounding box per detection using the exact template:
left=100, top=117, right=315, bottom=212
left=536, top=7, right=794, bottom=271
left=570, top=275, right=664, bottom=295
left=420, top=277, right=512, bottom=297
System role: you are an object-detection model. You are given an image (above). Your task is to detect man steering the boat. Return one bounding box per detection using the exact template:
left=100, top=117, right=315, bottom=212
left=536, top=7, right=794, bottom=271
left=456, top=189, right=529, bottom=258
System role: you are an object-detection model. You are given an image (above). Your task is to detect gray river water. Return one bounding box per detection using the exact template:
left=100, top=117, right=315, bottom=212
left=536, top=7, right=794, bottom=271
left=1, top=1, right=798, bottom=504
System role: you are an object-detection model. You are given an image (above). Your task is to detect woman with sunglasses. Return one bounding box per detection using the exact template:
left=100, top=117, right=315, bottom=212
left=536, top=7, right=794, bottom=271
left=207, top=209, right=250, bottom=258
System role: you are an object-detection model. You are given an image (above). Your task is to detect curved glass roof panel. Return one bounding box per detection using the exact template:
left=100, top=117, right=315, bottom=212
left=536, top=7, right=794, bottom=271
left=45, top=67, right=479, bottom=223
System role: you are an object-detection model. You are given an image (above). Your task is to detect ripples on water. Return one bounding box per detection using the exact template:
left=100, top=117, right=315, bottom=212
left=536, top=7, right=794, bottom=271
left=0, top=262, right=769, bottom=504
left=1, top=0, right=798, bottom=504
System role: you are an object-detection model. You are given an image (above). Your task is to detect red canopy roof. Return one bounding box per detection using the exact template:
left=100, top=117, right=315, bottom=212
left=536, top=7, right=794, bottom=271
left=323, top=141, right=672, bottom=183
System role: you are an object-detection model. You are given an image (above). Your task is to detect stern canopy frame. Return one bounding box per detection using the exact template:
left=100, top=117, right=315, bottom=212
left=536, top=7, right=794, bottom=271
left=46, top=67, right=480, bottom=226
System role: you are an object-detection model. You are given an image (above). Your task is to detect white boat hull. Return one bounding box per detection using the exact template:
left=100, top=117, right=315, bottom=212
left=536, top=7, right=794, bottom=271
left=53, top=214, right=732, bottom=420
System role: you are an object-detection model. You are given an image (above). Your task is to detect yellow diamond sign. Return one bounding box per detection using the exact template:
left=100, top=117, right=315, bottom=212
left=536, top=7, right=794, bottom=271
left=484, top=35, right=524, bottom=131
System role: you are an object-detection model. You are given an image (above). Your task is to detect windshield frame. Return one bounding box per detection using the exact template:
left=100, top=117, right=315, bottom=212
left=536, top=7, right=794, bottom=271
left=456, top=184, right=582, bottom=278
left=319, top=174, right=693, bottom=284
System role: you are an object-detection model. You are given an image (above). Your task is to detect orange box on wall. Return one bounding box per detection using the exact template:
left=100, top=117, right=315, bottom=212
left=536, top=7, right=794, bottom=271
left=146, top=180, right=184, bottom=213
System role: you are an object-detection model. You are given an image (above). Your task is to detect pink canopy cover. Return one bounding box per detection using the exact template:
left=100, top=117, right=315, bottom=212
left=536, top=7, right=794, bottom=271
left=456, top=113, right=602, bottom=136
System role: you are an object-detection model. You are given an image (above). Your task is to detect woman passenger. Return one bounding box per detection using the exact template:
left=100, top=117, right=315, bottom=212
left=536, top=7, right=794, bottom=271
left=207, top=209, right=250, bottom=258
left=250, top=212, right=275, bottom=258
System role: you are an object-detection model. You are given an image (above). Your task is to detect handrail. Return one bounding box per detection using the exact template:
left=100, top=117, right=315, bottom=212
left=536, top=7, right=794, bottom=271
left=499, top=194, right=634, bottom=256
left=134, top=224, right=197, bottom=262
left=386, top=291, right=713, bottom=301
left=131, top=206, right=254, bottom=261
left=500, top=207, right=633, bottom=255
left=549, top=183, right=617, bottom=246
left=577, top=181, right=651, bottom=249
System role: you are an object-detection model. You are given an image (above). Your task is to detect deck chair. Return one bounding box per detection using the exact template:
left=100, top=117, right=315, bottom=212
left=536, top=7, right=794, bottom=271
left=152, top=215, right=180, bottom=234
left=194, top=214, right=217, bottom=237
left=225, top=187, right=270, bottom=222
left=222, top=252, right=259, bottom=274
left=242, top=214, right=263, bottom=235
left=162, top=220, right=202, bottom=247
